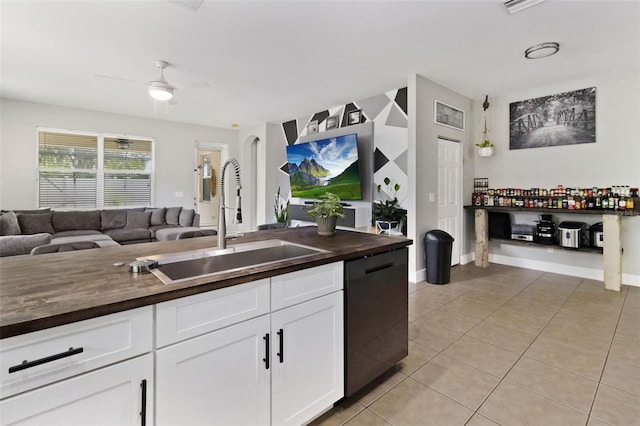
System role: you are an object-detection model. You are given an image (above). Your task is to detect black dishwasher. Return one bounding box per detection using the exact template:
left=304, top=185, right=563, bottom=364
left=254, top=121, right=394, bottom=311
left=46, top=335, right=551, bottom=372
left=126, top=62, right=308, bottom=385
left=344, top=248, right=408, bottom=397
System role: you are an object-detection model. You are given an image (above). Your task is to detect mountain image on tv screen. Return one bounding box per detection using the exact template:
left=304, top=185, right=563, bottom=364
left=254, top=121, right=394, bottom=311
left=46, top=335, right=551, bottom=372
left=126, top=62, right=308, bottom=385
left=286, top=133, right=362, bottom=200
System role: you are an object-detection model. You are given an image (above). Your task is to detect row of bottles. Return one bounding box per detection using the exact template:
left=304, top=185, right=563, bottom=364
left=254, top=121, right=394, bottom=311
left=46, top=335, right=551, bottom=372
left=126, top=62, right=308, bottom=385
left=472, top=185, right=638, bottom=211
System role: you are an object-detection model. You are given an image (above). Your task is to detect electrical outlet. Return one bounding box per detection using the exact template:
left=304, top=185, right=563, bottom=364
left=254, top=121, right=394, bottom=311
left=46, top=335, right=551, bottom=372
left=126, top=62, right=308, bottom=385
left=175, top=191, right=184, bottom=198
left=429, top=193, right=436, bottom=202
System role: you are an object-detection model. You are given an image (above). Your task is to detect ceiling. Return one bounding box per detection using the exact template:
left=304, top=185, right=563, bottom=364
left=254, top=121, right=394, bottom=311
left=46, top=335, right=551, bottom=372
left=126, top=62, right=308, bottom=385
left=2, top=0, right=638, bottom=129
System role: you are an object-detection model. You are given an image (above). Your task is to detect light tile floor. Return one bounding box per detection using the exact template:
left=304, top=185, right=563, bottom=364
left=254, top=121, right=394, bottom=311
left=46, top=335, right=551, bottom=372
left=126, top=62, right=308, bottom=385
left=311, top=263, right=640, bottom=426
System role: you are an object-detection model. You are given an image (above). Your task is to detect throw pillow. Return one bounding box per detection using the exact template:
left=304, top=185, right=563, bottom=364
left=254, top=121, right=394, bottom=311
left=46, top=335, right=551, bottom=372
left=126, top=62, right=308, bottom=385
left=179, top=209, right=195, bottom=227
left=101, top=209, right=128, bottom=230
left=17, top=213, right=55, bottom=235
left=0, top=211, right=21, bottom=236
left=125, top=211, right=152, bottom=229
left=146, top=207, right=167, bottom=226
left=165, top=207, right=182, bottom=225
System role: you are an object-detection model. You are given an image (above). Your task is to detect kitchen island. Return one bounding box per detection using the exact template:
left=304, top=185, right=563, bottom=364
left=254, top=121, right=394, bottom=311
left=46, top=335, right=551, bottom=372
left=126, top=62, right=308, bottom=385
left=0, top=227, right=411, bottom=426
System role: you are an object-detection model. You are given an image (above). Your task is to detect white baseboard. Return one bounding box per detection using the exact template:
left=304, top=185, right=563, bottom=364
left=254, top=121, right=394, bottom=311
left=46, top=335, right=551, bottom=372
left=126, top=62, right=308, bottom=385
left=412, top=252, right=640, bottom=288
left=488, top=253, right=640, bottom=287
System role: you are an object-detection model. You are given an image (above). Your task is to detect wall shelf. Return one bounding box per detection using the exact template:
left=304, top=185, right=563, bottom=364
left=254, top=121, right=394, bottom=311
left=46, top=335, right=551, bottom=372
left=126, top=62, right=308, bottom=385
left=464, top=205, right=639, bottom=216
left=467, top=206, right=632, bottom=291
left=489, top=237, right=603, bottom=255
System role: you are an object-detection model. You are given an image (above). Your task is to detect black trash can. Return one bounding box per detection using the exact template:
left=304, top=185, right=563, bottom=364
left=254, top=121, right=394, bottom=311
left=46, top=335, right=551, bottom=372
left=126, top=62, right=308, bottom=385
left=424, top=230, right=454, bottom=284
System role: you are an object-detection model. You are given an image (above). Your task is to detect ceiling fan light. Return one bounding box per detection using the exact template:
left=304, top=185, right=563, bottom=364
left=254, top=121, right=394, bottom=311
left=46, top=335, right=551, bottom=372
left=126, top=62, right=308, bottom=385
left=525, top=42, right=560, bottom=59
left=148, top=82, right=173, bottom=101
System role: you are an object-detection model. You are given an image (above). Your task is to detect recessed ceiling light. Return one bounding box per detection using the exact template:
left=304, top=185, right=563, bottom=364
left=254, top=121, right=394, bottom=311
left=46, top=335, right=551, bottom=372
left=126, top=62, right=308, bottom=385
left=504, top=0, right=546, bottom=14
left=525, top=42, right=560, bottom=59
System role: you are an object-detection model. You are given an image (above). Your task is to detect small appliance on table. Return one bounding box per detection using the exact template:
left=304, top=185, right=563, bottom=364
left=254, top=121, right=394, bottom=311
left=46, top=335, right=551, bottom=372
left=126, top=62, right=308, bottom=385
left=535, top=214, right=556, bottom=245
left=558, top=221, right=587, bottom=249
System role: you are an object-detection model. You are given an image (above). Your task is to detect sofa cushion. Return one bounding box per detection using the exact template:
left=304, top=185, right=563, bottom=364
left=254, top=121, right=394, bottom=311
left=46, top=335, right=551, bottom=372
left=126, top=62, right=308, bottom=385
left=17, top=213, right=55, bottom=235
left=0, top=211, right=21, bottom=236
left=146, top=207, right=167, bottom=226
left=1, top=208, right=51, bottom=214
left=51, top=234, right=115, bottom=245
left=149, top=224, right=180, bottom=239
left=165, top=207, right=182, bottom=225
left=103, top=228, right=151, bottom=243
left=0, top=233, right=52, bottom=257
left=126, top=211, right=151, bottom=229
left=101, top=209, right=128, bottom=230
left=31, top=241, right=100, bottom=255
left=52, top=210, right=101, bottom=232
left=179, top=209, right=195, bottom=227
left=52, top=230, right=103, bottom=238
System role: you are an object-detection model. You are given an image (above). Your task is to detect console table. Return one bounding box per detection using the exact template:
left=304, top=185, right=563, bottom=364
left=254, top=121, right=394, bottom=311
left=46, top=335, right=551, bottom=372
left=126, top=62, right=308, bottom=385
left=465, top=206, right=638, bottom=291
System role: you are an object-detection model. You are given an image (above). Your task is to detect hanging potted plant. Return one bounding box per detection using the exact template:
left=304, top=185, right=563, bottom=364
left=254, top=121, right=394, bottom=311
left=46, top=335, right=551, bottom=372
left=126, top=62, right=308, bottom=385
left=273, top=186, right=290, bottom=227
left=477, top=94, right=494, bottom=158
left=308, top=192, right=344, bottom=236
left=476, top=139, right=494, bottom=157
left=373, top=177, right=406, bottom=235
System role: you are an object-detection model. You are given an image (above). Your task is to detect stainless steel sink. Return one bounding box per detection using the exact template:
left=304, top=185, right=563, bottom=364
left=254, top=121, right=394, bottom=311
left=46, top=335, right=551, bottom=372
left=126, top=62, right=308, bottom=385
left=139, top=239, right=328, bottom=284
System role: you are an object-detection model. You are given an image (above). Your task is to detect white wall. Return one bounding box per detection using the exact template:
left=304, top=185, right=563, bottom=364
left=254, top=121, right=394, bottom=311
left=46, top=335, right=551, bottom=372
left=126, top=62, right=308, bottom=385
left=0, top=99, right=238, bottom=210
left=472, top=69, right=640, bottom=284
left=409, top=74, right=473, bottom=282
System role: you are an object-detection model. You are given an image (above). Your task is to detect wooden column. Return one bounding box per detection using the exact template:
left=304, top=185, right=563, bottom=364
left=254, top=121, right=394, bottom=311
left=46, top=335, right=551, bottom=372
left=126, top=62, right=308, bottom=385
left=475, top=209, right=489, bottom=268
left=603, top=214, right=622, bottom=291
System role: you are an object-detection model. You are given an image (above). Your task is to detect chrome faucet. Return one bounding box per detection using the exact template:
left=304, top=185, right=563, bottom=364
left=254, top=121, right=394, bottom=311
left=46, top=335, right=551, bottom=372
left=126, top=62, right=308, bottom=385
left=218, top=158, right=242, bottom=249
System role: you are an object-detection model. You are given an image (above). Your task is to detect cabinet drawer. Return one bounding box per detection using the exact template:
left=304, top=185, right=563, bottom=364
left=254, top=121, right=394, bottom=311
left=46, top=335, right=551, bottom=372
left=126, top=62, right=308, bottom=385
left=1, top=353, right=153, bottom=426
left=0, top=307, right=152, bottom=399
left=156, top=279, right=270, bottom=348
left=271, top=262, right=343, bottom=311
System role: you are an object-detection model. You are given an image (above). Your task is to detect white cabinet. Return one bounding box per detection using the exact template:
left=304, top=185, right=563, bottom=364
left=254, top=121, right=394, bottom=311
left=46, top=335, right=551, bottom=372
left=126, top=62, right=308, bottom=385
left=155, top=261, right=344, bottom=426
left=271, top=291, right=344, bottom=426
left=0, top=352, right=153, bottom=426
left=156, top=315, right=271, bottom=426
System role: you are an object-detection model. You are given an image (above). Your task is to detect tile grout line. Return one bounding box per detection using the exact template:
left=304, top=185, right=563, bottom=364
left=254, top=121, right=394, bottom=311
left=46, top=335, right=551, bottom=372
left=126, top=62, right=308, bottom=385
left=584, top=285, right=629, bottom=425
left=464, top=274, right=587, bottom=425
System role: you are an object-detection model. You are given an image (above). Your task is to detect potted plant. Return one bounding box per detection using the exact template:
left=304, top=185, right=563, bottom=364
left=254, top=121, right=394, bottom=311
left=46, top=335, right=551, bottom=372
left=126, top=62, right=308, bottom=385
left=477, top=110, right=494, bottom=157
left=373, top=177, right=406, bottom=235
left=476, top=139, right=494, bottom=157
left=273, top=186, right=289, bottom=226
left=308, top=192, right=344, bottom=236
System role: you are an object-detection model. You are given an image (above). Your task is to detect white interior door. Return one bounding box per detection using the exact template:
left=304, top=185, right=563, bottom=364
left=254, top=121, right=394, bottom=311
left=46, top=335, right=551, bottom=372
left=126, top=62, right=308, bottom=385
left=437, top=138, right=461, bottom=266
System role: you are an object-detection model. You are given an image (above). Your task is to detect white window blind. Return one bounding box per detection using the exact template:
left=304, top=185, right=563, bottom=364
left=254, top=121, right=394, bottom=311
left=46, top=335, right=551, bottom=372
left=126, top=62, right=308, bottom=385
left=38, top=130, right=153, bottom=209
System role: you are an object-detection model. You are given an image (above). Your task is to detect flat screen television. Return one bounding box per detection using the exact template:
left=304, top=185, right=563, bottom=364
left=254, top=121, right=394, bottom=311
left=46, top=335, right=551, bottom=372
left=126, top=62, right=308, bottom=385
left=286, top=133, right=363, bottom=200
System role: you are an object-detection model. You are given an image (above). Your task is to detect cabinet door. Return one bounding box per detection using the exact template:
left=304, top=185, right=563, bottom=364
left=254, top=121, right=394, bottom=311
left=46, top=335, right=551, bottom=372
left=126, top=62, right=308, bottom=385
left=271, top=291, right=344, bottom=426
left=156, top=315, right=271, bottom=426
left=0, top=354, right=153, bottom=426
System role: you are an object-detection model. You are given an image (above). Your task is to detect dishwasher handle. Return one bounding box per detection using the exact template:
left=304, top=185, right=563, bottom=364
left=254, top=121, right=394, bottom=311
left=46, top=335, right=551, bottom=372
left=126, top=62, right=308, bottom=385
left=365, top=263, right=394, bottom=275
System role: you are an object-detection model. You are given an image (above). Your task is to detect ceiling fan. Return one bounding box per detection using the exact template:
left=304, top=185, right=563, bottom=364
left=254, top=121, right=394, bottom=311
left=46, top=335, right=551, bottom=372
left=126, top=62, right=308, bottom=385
left=95, top=60, right=209, bottom=102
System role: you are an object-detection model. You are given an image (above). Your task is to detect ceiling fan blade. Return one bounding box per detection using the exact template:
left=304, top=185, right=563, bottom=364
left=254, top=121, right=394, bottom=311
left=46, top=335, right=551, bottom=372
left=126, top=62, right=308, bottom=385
left=94, top=74, right=146, bottom=85
left=170, top=81, right=209, bottom=90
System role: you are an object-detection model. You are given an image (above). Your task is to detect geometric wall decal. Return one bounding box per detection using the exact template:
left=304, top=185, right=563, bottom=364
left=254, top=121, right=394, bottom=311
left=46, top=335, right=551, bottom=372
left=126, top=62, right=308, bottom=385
left=357, top=94, right=390, bottom=122
left=385, top=103, right=408, bottom=128
left=280, top=162, right=290, bottom=175
left=395, top=87, right=408, bottom=115
left=394, top=149, right=408, bottom=175
left=340, top=103, right=363, bottom=127
left=374, top=148, right=389, bottom=173
left=310, top=110, right=330, bottom=126
left=282, top=120, right=299, bottom=146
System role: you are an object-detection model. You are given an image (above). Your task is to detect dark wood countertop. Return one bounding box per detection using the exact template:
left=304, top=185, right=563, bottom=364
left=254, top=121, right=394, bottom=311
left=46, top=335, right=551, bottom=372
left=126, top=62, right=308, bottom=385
left=0, top=227, right=412, bottom=339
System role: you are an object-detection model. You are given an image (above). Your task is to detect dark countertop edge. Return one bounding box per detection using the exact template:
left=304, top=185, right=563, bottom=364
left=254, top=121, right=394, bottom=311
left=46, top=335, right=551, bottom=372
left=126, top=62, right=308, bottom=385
left=464, top=205, right=640, bottom=216
left=0, top=236, right=411, bottom=339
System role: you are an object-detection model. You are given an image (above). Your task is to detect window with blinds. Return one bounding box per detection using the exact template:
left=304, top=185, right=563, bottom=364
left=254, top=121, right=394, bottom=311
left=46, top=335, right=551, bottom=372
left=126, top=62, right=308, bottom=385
left=38, top=130, right=153, bottom=209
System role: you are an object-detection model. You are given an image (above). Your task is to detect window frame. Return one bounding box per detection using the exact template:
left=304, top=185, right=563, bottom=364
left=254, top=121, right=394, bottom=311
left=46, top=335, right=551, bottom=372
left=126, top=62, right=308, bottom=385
left=36, top=127, right=155, bottom=210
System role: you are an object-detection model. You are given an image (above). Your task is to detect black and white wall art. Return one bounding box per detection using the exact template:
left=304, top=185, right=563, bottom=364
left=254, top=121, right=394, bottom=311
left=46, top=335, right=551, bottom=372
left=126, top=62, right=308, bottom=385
left=509, top=87, right=596, bottom=150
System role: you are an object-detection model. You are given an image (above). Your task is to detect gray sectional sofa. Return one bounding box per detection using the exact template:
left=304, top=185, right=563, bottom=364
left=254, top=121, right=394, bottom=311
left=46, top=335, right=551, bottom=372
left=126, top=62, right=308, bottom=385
left=0, top=207, right=209, bottom=257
